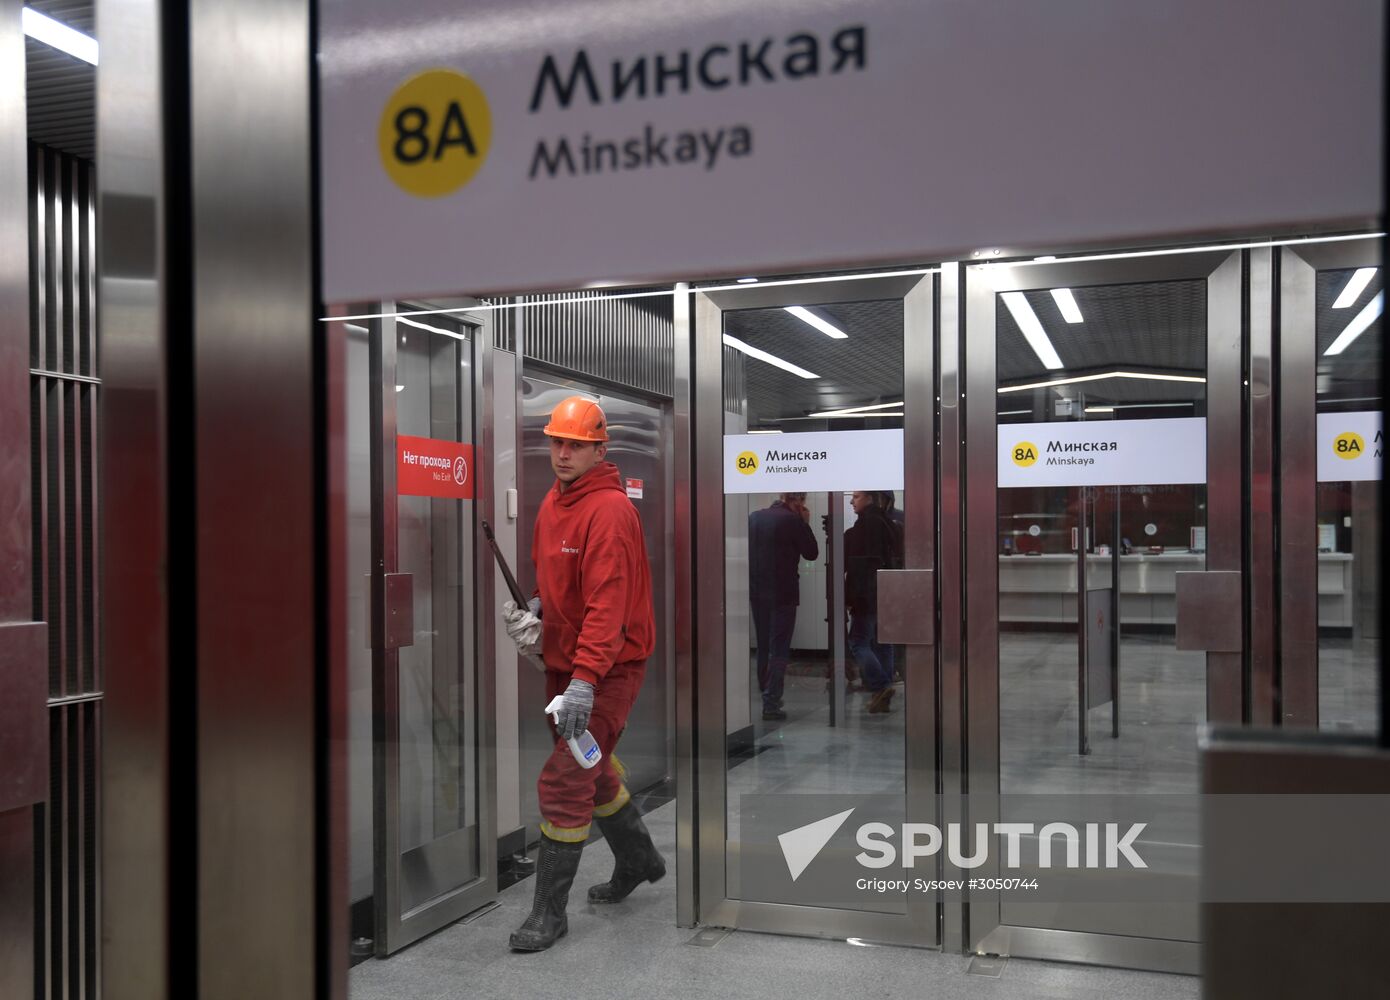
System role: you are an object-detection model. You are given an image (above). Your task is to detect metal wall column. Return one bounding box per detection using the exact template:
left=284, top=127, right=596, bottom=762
left=1276, top=248, right=1321, bottom=727
left=1205, top=253, right=1246, bottom=725
left=960, top=261, right=1001, bottom=954
left=101, top=0, right=337, bottom=997
left=99, top=0, right=171, bottom=995
left=691, top=291, right=726, bottom=924
left=1247, top=248, right=1277, bottom=726
left=937, top=262, right=967, bottom=954
left=672, top=283, right=697, bottom=928
left=1, top=2, right=46, bottom=997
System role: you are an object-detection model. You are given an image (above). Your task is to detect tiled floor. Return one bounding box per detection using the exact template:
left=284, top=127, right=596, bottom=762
left=360, top=627, right=1368, bottom=998
left=350, top=792, right=1199, bottom=1000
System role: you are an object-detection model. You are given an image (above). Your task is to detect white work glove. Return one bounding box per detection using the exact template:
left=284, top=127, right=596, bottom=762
left=502, top=598, right=542, bottom=655
left=552, top=678, right=595, bottom=740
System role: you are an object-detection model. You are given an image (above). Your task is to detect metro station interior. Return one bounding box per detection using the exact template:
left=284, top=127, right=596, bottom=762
left=2, top=3, right=1387, bottom=1000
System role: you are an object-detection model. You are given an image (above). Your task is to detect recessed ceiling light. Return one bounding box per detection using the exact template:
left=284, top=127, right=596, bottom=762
left=1001, top=292, right=1063, bottom=369
left=1332, top=267, right=1377, bottom=308
left=1050, top=288, right=1083, bottom=324
left=722, top=334, right=819, bottom=379
left=1324, top=291, right=1383, bottom=356
left=736, top=277, right=759, bottom=284
left=785, top=306, right=847, bottom=339
left=1084, top=406, right=1114, bottom=413
left=22, top=7, right=98, bottom=65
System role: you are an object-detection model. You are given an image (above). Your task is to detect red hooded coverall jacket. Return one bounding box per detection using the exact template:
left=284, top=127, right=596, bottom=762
left=532, top=461, right=654, bottom=838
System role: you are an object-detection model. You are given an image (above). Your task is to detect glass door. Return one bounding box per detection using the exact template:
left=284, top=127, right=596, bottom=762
left=1278, top=239, right=1382, bottom=731
left=691, top=272, right=938, bottom=946
left=370, top=308, right=496, bottom=954
left=962, top=251, right=1243, bottom=972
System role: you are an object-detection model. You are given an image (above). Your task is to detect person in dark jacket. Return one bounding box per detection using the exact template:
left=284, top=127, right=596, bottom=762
left=845, top=490, right=900, bottom=713
left=748, top=492, right=819, bottom=720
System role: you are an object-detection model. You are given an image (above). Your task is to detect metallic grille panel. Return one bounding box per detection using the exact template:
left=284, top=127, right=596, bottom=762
left=723, top=300, right=904, bottom=425
left=37, top=702, right=100, bottom=1000
left=29, top=143, right=100, bottom=1000
left=722, top=344, right=745, bottom=417
left=511, top=289, right=674, bottom=398
left=29, top=145, right=96, bottom=377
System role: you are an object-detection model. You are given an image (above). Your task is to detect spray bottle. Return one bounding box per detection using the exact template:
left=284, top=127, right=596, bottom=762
left=544, top=695, right=602, bottom=769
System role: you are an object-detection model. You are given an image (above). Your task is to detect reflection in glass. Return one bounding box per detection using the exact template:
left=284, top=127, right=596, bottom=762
left=996, top=279, right=1207, bottom=940
left=395, top=326, right=479, bottom=876
left=721, top=299, right=906, bottom=912
left=1315, top=267, right=1382, bottom=733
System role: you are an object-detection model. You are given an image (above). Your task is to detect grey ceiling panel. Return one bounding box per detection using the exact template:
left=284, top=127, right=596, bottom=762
left=25, top=1, right=96, bottom=162
left=723, top=299, right=904, bottom=426
left=1316, top=266, right=1384, bottom=407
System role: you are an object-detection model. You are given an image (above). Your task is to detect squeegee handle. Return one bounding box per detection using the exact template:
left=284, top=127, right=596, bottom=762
left=481, top=520, right=531, bottom=607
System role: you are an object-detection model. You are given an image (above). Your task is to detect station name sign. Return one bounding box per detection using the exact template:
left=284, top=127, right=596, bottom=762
left=319, top=0, right=1379, bottom=301
left=724, top=429, right=903, bottom=495
left=1316, top=410, right=1383, bottom=483
left=998, top=418, right=1206, bottom=488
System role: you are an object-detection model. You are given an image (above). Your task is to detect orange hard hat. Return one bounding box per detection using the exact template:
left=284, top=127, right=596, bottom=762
left=543, top=395, right=609, bottom=442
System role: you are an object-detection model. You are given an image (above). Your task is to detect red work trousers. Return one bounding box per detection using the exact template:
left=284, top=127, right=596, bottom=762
left=538, top=659, right=646, bottom=840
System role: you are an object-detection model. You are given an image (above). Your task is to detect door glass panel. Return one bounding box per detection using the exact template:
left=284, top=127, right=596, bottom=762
left=721, top=297, right=906, bottom=912
left=1315, top=266, right=1382, bottom=733
left=395, top=321, right=479, bottom=910
left=996, top=277, right=1207, bottom=940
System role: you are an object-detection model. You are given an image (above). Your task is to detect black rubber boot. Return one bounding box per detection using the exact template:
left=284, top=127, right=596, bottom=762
left=509, top=835, right=585, bottom=952
left=587, top=801, right=667, bottom=903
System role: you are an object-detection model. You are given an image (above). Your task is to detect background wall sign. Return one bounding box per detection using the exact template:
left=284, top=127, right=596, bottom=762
left=1316, top=411, right=1383, bottom=483
left=319, top=0, right=1382, bottom=302
left=723, top=429, right=903, bottom=495
left=397, top=435, right=475, bottom=499
left=998, top=418, right=1206, bottom=488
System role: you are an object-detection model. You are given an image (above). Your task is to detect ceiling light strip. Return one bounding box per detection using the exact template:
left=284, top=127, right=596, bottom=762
left=1324, top=292, right=1383, bottom=356
left=722, top=334, right=819, bottom=379
left=1050, top=288, right=1083, bottom=323
left=1001, top=292, right=1063, bottom=369
left=810, top=400, right=904, bottom=417
left=785, top=306, right=848, bottom=339
left=997, top=370, right=1207, bottom=393
left=22, top=7, right=98, bottom=65
left=397, top=316, right=467, bottom=340
left=995, top=231, right=1384, bottom=269
left=1332, top=267, right=1377, bottom=309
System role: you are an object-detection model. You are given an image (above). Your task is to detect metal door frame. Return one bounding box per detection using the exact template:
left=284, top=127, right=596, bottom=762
left=369, top=303, right=497, bottom=954
left=960, top=249, right=1243, bottom=974
left=686, top=272, right=939, bottom=947
left=1276, top=237, right=1383, bottom=727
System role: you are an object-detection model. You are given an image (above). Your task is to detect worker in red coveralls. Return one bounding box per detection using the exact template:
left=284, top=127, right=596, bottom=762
left=501, top=395, right=663, bottom=952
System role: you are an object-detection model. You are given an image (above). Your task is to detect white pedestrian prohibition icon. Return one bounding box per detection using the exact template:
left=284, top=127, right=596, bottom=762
left=453, top=456, right=468, bottom=486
